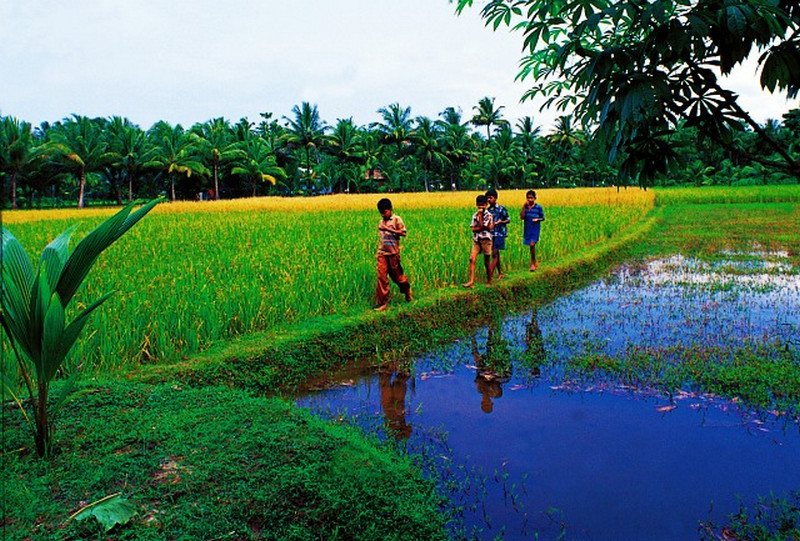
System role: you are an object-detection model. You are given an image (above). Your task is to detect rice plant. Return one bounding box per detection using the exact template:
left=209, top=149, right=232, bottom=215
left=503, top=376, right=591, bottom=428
left=1, top=188, right=654, bottom=378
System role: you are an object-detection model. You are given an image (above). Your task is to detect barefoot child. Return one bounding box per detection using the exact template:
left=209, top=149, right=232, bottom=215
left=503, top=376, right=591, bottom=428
left=463, top=194, right=494, bottom=288
left=485, top=188, right=509, bottom=279
left=374, top=198, right=412, bottom=311
left=521, top=190, right=545, bottom=271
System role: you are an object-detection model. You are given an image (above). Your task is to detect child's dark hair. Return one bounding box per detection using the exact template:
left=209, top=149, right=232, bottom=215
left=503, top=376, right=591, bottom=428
left=377, top=198, right=392, bottom=212
left=526, top=190, right=536, bottom=198
left=485, top=188, right=498, bottom=198
left=476, top=195, right=488, bottom=205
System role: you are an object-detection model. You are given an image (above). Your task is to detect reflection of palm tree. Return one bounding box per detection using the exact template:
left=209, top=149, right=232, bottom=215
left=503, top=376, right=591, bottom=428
left=379, top=367, right=412, bottom=440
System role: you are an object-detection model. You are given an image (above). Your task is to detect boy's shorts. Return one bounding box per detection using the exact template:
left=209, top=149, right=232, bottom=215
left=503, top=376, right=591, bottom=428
left=492, top=236, right=506, bottom=251
left=471, top=238, right=493, bottom=257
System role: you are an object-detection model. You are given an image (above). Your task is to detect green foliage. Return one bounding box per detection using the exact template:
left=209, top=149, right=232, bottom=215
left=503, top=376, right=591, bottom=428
left=2, top=381, right=448, bottom=540
left=4, top=100, right=800, bottom=206
left=0, top=198, right=160, bottom=456
left=70, top=494, right=138, bottom=533
left=700, top=491, right=800, bottom=540
left=455, top=0, right=800, bottom=182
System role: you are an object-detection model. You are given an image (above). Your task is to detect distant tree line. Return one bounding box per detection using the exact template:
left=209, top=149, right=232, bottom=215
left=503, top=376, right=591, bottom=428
left=1, top=98, right=799, bottom=208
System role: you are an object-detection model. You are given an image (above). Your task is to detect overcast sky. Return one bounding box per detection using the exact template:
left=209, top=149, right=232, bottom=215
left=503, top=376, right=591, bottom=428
left=2, top=1, right=797, bottom=135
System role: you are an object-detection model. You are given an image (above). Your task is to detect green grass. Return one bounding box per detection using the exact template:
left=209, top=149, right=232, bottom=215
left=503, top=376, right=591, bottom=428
left=2, top=381, right=448, bottom=541
left=655, top=184, right=800, bottom=206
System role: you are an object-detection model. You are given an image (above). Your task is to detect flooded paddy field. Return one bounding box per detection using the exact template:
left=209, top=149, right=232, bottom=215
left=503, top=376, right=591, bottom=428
left=297, top=254, right=800, bottom=540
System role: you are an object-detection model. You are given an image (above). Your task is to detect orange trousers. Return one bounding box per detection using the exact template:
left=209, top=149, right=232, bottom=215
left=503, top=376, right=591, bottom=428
left=376, top=253, right=410, bottom=307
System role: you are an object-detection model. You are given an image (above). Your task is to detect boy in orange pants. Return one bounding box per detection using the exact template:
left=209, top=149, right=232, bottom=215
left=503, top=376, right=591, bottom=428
left=375, top=198, right=412, bottom=311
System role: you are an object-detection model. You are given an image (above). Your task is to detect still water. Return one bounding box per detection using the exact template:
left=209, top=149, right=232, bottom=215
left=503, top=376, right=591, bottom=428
left=297, top=255, right=800, bottom=540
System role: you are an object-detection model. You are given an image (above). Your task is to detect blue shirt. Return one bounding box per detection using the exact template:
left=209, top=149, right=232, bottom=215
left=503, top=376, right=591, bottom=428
left=523, top=203, right=545, bottom=244
left=488, top=204, right=509, bottom=239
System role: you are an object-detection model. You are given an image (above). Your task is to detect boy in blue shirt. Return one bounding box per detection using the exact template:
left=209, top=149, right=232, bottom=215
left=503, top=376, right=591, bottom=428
left=486, top=188, right=510, bottom=279
left=521, top=190, right=545, bottom=271
left=463, top=194, right=494, bottom=288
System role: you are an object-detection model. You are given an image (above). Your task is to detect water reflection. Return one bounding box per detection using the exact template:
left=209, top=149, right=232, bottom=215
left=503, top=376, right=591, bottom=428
left=473, top=320, right=512, bottom=414
left=297, top=255, right=800, bottom=540
left=379, top=365, right=412, bottom=439
left=524, top=310, right=545, bottom=378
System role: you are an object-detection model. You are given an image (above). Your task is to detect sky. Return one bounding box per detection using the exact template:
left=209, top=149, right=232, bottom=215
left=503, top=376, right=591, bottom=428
left=2, top=1, right=797, bottom=135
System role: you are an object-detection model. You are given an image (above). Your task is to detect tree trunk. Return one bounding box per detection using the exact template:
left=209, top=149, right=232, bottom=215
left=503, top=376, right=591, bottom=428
left=34, top=383, right=49, bottom=458
left=214, top=163, right=220, bottom=200
left=11, top=172, right=18, bottom=209
left=305, top=147, right=312, bottom=191
left=170, top=177, right=176, bottom=202
left=78, top=171, right=86, bottom=208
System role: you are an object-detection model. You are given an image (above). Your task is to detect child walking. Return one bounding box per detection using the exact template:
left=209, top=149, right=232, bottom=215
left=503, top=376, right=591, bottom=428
left=485, top=188, right=510, bottom=279
left=375, top=198, right=412, bottom=311
left=463, top=194, right=494, bottom=288
left=521, top=190, right=545, bottom=271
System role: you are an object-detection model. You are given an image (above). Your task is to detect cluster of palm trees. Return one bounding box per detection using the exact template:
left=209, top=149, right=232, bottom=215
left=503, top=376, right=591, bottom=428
left=1, top=99, right=798, bottom=208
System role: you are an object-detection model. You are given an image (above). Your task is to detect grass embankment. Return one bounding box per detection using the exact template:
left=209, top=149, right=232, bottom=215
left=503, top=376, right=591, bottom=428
left=3, top=382, right=447, bottom=540
left=2, top=188, right=653, bottom=540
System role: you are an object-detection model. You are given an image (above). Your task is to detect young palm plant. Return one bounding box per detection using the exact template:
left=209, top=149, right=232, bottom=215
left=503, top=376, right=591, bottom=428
left=1, top=198, right=161, bottom=457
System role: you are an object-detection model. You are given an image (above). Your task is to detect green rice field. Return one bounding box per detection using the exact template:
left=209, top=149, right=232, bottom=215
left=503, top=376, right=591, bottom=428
left=1, top=189, right=652, bottom=378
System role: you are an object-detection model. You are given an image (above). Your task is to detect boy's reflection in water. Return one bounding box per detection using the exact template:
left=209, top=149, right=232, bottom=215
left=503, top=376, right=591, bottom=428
left=473, top=319, right=512, bottom=414
left=378, top=366, right=412, bottom=440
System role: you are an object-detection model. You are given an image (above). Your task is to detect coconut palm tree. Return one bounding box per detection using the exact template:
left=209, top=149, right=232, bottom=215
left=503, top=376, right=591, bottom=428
left=1, top=198, right=161, bottom=457
left=232, top=137, right=286, bottom=197
left=437, top=107, right=474, bottom=190
left=191, top=117, right=246, bottom=200
left=46, top=115, right=111, bottom=208
left=485, top=124, right=523, bottom=189
left=147, top=122, right=207, bottom=202
left=371, top=103, right=415, bottom=190
left=284, top=102, right=328, bottom=192
left=360, top=131, right=385, bottom=192
left=0, top=116, right=34, bottom=209
left=328, top=118, right=367, bottom=192
left=105, top=117, right=154, bottom=203
left=413, top=116, right=449, bottom=191
left=471, top=97, right=506, bottom=141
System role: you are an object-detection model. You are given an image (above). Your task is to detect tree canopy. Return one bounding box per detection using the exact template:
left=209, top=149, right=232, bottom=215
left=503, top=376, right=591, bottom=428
left=454, top=0, right=800, bottom=182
